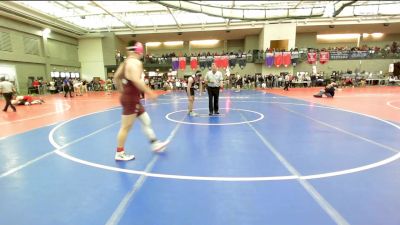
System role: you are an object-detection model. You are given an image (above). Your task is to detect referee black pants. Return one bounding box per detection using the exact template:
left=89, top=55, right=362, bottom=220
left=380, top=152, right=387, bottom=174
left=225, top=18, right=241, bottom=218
left=3, top=93, right=16, bottom=112
left=207, top=86, right=220, bottom=114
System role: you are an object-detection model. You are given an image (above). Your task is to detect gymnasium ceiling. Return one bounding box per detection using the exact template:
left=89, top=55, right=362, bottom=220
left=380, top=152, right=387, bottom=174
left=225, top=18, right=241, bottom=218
left=0, top=1, right=400, bottom=38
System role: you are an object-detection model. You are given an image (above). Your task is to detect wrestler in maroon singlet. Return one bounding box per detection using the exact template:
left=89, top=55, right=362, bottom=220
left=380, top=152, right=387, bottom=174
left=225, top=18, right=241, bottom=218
left=120, top=68, right=145, bottom=116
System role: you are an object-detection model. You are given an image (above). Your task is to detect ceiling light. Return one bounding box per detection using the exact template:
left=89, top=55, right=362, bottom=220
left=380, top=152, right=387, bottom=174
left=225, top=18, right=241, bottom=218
left=362, top=33, right=369, bottom=38
left=190, top=40, right=220, bottom=45
left=146, top=42, right=162, bottom=47
left=164, top=41, right=183, bottom=46
left=371, top=33, right=384, bottom=38
left=317, top=33, right=360, bottom=40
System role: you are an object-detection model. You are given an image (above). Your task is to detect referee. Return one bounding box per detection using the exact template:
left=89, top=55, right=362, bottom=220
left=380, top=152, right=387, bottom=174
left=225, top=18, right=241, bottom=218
left=205, top=63, right=223, bottom=116
left=0, top=77, right=16, bottom=112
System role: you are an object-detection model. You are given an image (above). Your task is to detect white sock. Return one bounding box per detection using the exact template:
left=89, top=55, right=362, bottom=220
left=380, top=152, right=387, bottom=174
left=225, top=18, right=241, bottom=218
left=138, top=112, right=157, bottom=142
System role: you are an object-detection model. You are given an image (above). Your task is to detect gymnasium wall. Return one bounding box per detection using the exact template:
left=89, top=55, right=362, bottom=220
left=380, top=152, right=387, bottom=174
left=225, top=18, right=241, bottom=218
left=360, top=33, right=400, bottom=47
left=78, top=38, right=106, bottom=80
left=115, top=36, right=126, bottom=53
left=144, top=39, right=248, bottom=57
left=101, top=32, right=118, bottom=67
left=294, top=32, right=400, bottom=75
left=12, top=62, right=46, bottom=93
left=146, top=41, right=190, bottom=56
left=0, top=16, right=80, bottom=94
left=244, top=35, right=259, bottom=52
left=227, top=39, right=244, bottom=53
left=295, top=32, right=357, bottom=49
left=295, top=32, right=400, bottom=49
left=293, top=58, right=397, bottom=75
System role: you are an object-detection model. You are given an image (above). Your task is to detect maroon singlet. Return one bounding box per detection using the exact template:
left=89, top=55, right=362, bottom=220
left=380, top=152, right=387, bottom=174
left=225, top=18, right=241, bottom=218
left=120, top=62, right=145, bottom=116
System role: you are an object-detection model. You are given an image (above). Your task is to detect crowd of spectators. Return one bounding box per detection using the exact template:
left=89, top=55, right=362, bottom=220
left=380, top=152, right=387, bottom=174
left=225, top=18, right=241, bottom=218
left=27, top=77, right=116, bottom=95
left=137, top=41, right=400, bottom=65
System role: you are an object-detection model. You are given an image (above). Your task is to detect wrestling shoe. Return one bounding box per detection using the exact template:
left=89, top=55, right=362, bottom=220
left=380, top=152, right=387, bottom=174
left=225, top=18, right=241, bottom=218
left=188, top=111, right=199, bottom=116
left=151, top=140, right=169, bottom=153
left=115, top=152, right=135, bottom=161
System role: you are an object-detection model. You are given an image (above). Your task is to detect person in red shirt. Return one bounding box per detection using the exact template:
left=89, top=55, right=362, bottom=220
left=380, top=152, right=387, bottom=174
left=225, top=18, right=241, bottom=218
left=32, top=80, right=40, bottom=88
left=32, top=79, right=40, bottom=94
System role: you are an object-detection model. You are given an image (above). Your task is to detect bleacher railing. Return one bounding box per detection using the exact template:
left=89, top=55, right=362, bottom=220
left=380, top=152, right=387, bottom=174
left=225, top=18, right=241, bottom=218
left=141, top=49, right=400, bottom=67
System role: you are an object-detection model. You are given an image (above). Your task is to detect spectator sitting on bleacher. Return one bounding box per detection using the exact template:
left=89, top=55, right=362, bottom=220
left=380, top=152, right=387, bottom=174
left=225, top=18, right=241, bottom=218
left=344, top=77, right=353, bottom=87
left=175, top=79, right=181, bottom=90
left=49, top=80, right=56, bottom=93
left=81, top=79, right=88, bottom=93
left=32, top=79, right=40, bottom=89
left=388, top=75, right=398, bottom=86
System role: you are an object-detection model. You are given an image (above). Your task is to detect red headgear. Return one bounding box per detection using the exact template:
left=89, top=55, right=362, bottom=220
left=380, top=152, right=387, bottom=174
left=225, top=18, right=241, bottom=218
left=126, top=42, right=144, bottom=55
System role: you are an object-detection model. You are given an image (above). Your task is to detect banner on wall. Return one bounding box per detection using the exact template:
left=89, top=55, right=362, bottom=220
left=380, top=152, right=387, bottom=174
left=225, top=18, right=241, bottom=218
left=221, top=56, right=229, bottom=69
left=307, top=52, right=317, bottom=64
left=349, top=51, right=369, bottom=59
left=265, top=52, right=274, bottom=67
left=214, top=56, right=221, bottom=68
left=179, top=57, right=186, bottom=70
left=330, top=51, right=349, bottom=60
left=199, top=56, right=207, bottom=70
left=190, top=57, right=198, bottom=70
left=238, top=57, right=246, bottom=69
left=229, top=55, right=237, bottom=69
left=171, top=57, right=179, bottom=71
left=274, top=52, right=283, bottom=67
left=206, top=56, right=214, bottom=70
left=319, top=52, right=330, bottom=64
left=282, top=52, right=291, bottom=67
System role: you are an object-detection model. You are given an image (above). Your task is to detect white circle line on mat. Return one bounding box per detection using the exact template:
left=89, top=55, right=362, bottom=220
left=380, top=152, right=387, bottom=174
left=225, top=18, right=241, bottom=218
left=165, top=108, right=264, bottom=126
left=49, top=101, right=400, bottom=182
left=387, top=100, right=400, bottom=110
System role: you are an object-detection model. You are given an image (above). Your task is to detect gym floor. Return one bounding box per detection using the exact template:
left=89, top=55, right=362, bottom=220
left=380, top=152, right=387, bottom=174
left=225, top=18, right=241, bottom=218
left=0, top=87, right=399, bottom=225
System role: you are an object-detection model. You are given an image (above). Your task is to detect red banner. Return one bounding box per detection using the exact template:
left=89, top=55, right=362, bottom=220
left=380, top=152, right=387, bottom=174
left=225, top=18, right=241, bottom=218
left=319, top=52, right=330, bottom=64
left=190, top=57, right=198, bottom=70
left=274, top=52, right=283, bottom=67
left=179, top=57, right=186, bottom=70
left=283, top=52, right=291, bottom=67
left=307, top=52, right=317, bottom=64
